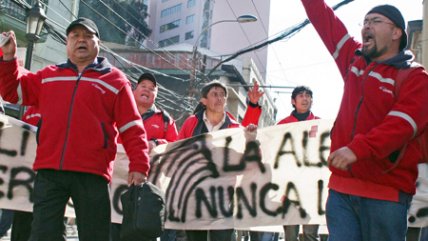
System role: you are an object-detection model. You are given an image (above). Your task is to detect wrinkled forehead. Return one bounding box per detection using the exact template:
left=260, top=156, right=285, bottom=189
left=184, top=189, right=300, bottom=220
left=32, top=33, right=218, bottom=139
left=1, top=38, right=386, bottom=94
left=207, top=86, right=226, bottom=94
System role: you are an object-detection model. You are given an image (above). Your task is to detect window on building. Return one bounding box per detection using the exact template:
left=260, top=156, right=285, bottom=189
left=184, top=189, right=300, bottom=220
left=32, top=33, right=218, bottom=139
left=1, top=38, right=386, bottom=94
left=160, top=19, right=181, bottom=33
left=187, top=0, right=196, bottom=8
left=185, top=31, right=194, bottom=40
left=146, top=54, right=154, bottom=66
left=158, top=35, right=180, bottom=47
left=160, top=4, right=182, bottom=18
left=185, top=15, right=194, bottom=24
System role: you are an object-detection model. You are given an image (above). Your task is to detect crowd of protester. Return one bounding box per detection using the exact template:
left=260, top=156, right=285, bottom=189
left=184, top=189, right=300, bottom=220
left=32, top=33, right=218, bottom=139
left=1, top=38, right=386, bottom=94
left=0, top=0, right=428, bottom=240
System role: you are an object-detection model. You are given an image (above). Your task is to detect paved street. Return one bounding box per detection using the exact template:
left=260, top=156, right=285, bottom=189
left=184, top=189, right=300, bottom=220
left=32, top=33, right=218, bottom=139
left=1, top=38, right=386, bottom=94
left=0, top=226, right=328, bottom=240
left=0, top=224, right=79, bottom=241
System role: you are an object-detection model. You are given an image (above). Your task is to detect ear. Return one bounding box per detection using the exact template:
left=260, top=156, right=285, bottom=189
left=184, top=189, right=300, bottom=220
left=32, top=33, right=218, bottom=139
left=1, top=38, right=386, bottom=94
left=200, top=97, right=207, bottom=106
left=291, top=98, right=296, bottom=106
left=392, top=27, right=403, bottom=42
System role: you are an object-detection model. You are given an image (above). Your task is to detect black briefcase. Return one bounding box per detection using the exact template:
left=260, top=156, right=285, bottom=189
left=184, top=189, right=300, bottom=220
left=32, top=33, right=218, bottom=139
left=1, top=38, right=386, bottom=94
left=120, top=182, right=165, bottom=241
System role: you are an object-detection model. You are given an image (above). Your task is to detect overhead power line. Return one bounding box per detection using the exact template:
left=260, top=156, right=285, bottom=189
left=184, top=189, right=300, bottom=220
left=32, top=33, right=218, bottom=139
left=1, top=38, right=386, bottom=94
left=206, top=0, right=354, bottom=77
left=227, top=84, right=295, bottom=89
left=45, top=0, right=210, bottom=82
left=38, top=1, right=196, bottom=119
left=79, top=0, right=202, bottom=76
left=224, top=0, right=266, bottom=74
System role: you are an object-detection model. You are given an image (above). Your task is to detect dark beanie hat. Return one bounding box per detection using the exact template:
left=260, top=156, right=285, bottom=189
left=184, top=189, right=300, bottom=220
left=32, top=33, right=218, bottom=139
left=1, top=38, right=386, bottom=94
left=367, top=5, right=407, bottom=50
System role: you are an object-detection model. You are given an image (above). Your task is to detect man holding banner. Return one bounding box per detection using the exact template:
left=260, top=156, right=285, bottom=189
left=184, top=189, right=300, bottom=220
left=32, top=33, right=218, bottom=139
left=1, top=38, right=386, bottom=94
left=278, top=85, right=320, bottom=241
left=301, top=1, right=428, bottom=241
left=0, top=17, right=150, bottom=241
left=178, top=80, right=262, bottom=241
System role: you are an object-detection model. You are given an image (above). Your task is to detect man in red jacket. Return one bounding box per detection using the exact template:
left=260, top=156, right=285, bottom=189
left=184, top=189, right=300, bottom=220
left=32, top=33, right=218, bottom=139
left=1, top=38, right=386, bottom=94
left=133, top=72, right=178, bottom=151
left=277, top=86, right=319, bottom=241
left=178, top=80, right=262, bottom=139
left=0, top=18, right=150, bottom=241
left=111, top=72, right=179, bottom=241
left=277, top=86, right=319, bottom=125
left=179, top=80, right=261, bottom=241
left=300, top=1, right=428, bottom=241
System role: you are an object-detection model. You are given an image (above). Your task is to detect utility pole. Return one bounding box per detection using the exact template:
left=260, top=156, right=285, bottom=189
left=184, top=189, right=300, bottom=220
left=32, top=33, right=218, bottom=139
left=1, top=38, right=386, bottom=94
left=188, top=15, right=258, bottom=108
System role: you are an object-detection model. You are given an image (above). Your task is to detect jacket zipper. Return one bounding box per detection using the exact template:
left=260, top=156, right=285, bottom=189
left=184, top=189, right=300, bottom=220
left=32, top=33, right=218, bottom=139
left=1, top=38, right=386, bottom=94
left=101, top=122, right=108, bottom=148
left=348, top=64, right=377, bottom=175
left=59, top=72, right=84, bottom=169
left=350, top=64, right=378, bottom=138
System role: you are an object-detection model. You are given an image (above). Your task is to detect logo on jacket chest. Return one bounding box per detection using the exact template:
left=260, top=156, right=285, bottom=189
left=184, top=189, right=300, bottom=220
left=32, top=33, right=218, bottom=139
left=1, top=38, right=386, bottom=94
left=379, top=86, right=393, bottom=96
left=92, top=83, right=106, bottom=94
left=151, top=124, right=161, bottom=129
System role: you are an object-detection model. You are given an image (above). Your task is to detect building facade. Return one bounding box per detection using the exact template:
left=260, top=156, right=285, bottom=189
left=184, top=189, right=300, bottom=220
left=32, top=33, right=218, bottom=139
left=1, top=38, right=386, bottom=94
left=147, top=0, right=270, bottom=79
left=146, top=0, right=275, bottom=127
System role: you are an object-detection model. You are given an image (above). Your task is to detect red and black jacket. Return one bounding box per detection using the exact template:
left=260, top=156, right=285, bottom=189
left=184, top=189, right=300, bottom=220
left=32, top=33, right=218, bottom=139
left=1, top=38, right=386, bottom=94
left=141, top=106, right=178, bottom=145
left=277, top=111, right=319, bottom=125
left=302, top=0, right=428, bottom=200
left=178, top=110, right=241, bottom=139
left=0, top=57, right=150, bottom=181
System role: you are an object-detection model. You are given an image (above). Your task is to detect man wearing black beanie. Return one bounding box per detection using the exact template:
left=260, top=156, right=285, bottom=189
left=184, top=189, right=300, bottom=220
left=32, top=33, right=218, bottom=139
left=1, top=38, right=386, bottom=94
left=362, top=5, right=407, bottom=57
left=366, top=5, right=408, bottom=51
left=300, top=0, right=428, bottom=241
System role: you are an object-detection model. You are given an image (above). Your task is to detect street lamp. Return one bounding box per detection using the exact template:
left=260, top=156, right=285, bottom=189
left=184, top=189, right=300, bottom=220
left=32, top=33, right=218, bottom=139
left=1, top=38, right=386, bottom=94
left=25, top=1, right=46, bottom=70
left=19, top=1, right=46, bottom=118
left=193, top=14, right=257, bottom=55
left=188, top=14, right=257, bottom=103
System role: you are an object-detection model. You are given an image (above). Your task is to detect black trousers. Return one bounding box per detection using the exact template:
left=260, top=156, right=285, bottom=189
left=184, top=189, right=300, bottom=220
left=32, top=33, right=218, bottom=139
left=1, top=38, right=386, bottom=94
left=110, top=223, right=156, bottom=241
left=186, top=229, right=234, bottom=241
left=11, top=211, right=32, bottom=241
left=29, top=170, right=110, bottom=241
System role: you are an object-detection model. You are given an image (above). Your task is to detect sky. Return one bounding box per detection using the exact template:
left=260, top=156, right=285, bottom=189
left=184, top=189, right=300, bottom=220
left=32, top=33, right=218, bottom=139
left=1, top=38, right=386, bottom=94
left=266, top=0, right=423, bottom=121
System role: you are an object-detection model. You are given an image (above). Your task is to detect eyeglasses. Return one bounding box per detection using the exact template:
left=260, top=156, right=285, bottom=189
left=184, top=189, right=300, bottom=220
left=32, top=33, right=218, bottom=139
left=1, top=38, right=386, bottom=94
left=360, top=18, right=395, bottom=27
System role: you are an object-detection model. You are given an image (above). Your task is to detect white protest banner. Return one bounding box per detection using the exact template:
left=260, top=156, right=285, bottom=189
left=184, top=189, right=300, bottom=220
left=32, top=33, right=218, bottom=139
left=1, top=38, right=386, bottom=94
left=146, top=119, right=331, bottom=230
left=0, top=114, right=80, bottom=217
left=408, top=163, right=428, bottom=227
left=0, top=113, right=38, bottom=213
left=1, top=113, right=427, bottom=229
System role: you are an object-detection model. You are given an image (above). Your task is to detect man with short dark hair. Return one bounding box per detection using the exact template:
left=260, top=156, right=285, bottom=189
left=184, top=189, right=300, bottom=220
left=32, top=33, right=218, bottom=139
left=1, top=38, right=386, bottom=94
left=300, top=1, right=428, bottom=240
left=0, top=17, right=150, bottom=241
left=277, top=86, right=319, bottom=125
left=178, top=80, right=262, bottom=241
left=179, top=80, right=263, bottom=139
left=277, top=85, right=320, bottom=241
